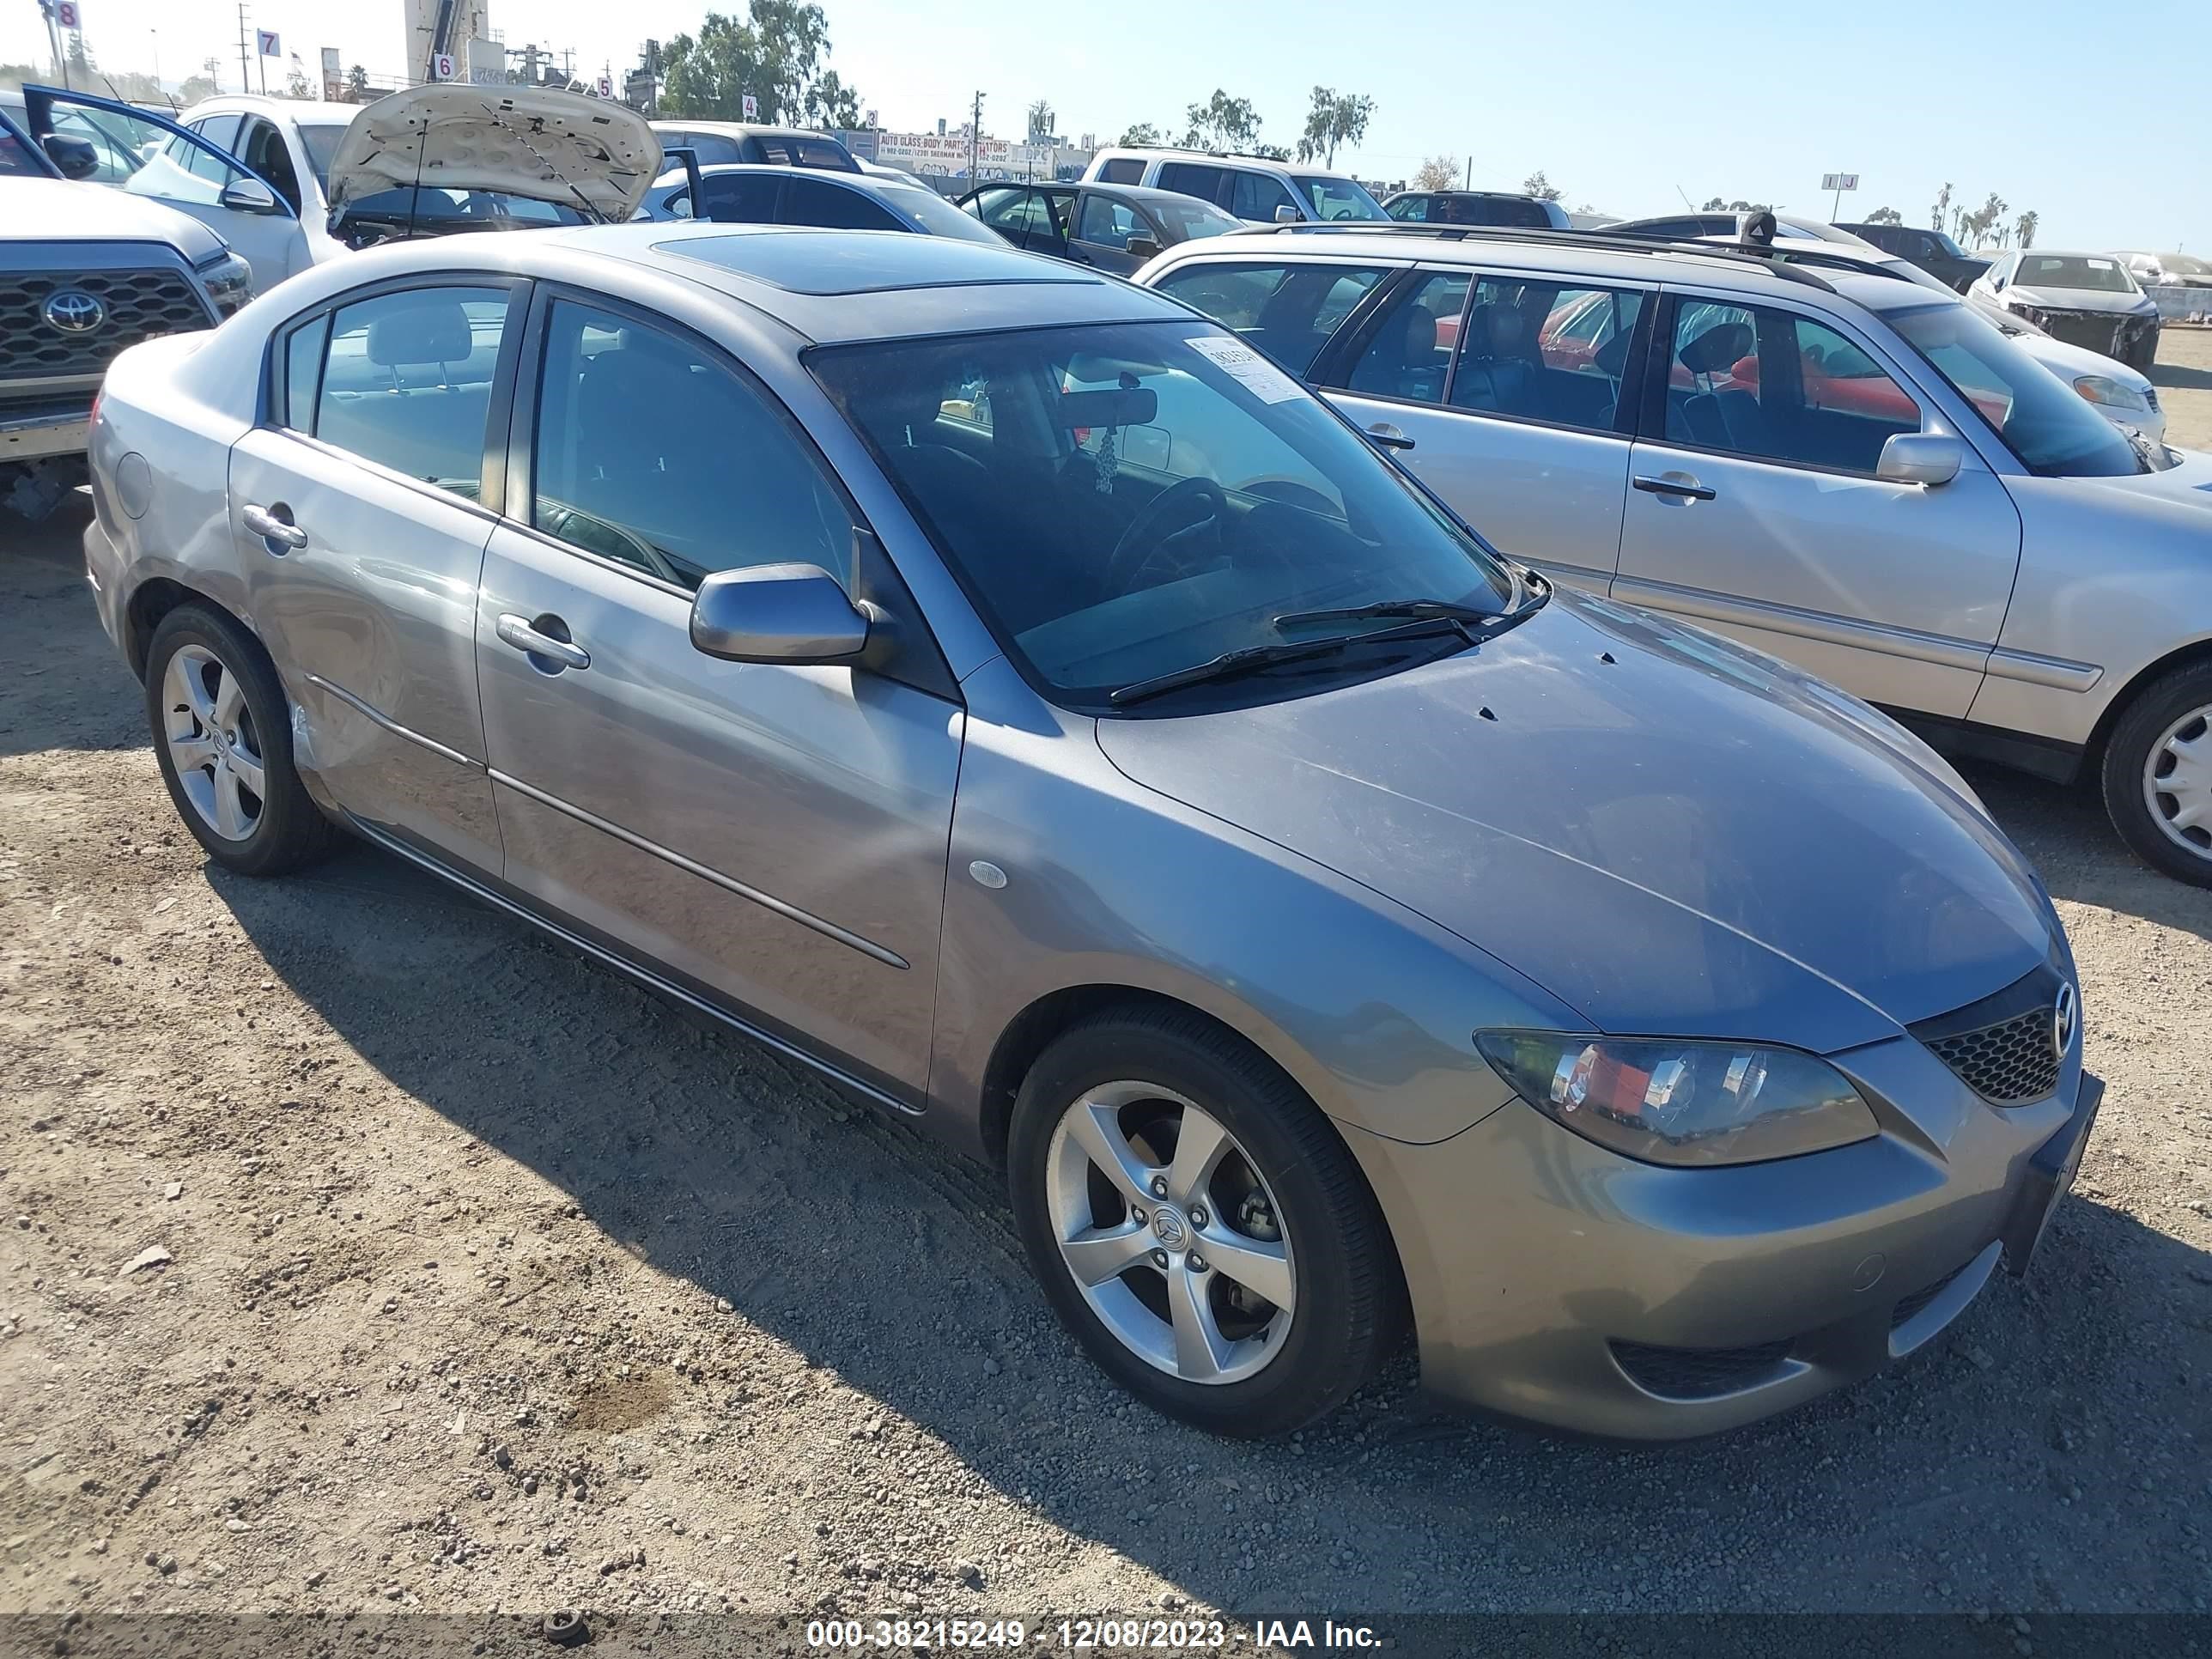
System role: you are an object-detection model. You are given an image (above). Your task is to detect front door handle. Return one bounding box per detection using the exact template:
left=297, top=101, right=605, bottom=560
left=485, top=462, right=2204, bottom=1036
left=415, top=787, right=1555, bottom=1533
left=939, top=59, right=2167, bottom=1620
left=495, top=612, right=591, bottom=672
left=241, top=502, right=307, bottom=549
left=1365, top=422, right=1416, bottom=453
left=1632, top=473, right=1717, bottom=501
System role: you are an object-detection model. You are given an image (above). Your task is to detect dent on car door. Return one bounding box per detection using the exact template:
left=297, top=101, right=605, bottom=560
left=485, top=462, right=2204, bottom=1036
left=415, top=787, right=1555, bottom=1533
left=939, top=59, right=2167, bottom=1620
left=21, top=87, right=308, bottom=289
left=1613, top=290, right=2022, bottom=718
left=228, top=279, right=525, bottom=873
left=473, top=290, right=963, bottom=1101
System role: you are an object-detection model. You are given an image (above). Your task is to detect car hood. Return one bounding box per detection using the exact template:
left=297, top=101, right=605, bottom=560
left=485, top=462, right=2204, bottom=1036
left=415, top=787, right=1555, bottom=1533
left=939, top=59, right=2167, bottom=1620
left=2010, top=330, right=2150, bottom=389
left=2008, top=283, right=2154, bottom=316
left=1095, top=592, right=2060, bottom=1054
left=0, top=176, right=228, bottom=263
left=325, top=85, right=660, bottom=225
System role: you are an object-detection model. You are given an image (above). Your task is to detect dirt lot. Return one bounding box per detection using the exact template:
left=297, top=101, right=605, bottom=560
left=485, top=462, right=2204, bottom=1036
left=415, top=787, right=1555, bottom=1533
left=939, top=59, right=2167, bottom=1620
left=2153, top=327, right=2212, bottom=453
left=3, top=336, right=2211, bottom=1642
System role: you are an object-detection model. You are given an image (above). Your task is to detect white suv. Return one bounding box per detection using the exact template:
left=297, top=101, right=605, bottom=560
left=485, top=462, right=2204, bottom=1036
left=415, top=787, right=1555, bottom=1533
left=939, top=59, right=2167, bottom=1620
left=1136, top=223, right=2212, bottom=884
left=1082, top=148, right=1385, bottom=225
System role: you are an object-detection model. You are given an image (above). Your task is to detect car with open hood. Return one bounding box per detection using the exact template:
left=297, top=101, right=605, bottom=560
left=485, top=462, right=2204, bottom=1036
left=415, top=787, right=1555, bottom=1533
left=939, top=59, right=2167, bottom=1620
left=1969, top=250, right=2161, bottom=370
left=9, top=83, right=658, bottom=295
left=82, top=225, right=2099, bottom=1443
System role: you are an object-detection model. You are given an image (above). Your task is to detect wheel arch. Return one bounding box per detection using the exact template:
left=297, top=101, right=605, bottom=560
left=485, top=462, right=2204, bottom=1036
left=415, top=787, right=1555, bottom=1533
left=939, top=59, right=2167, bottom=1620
left=2086, top=634, right=2212, bottom=768
left=125, top=574, right=239, bottom=681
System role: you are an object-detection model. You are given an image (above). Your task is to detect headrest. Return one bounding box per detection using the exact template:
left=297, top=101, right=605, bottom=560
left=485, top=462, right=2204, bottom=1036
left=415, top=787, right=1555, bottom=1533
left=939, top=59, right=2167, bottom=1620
left=1398, top=304, right=1437, bottom=358
left=367, top=301, right=472, bottom=368
left=1678, top=320, right=1752, bottom=376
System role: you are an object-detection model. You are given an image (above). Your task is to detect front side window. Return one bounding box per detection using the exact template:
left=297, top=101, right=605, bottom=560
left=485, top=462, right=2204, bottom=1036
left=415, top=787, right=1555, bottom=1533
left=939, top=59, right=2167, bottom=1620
left=1346, top=270, right=1468, bottom=404
left=532, top=301, right=854, bottom=592
left=1450, top=279, right=1643, bottom=432
left=1387, top=194, right=1429, bottom=222
left=809, top=320, right=1513, bottom=711
left=1888, top=301, right=2142, bottom=479
left=1077, top=192, right=1144, bottom=248
left=1150, top=197, right=1238, bottom=241
left=690, top=172, right=781, bottom=222
left=1662, top=301, right=1919, bottom=474
left=1151, top=261, right=1388, bottom=378
left=1291, top=175, right=1384, bottom=222
left=781, top=176, right=903, bottom=231
left=1229, top=170, right=1297, bottom=223
left=313, top=287, right=510, bottom=495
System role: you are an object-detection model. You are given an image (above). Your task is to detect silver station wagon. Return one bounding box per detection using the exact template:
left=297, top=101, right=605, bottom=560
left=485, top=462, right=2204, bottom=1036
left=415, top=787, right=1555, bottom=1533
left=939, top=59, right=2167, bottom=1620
left=85, top=227, right=2098, bottom=1440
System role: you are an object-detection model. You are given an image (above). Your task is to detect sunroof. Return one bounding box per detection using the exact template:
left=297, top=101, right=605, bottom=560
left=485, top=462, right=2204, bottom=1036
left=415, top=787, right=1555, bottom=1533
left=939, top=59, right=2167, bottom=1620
left=656, top=229, right=1096, bottom=296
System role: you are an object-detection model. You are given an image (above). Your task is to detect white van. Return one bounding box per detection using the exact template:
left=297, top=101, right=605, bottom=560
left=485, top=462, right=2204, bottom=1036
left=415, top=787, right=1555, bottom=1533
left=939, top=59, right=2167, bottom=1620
left=1080, top=147, right=1384, bottom=225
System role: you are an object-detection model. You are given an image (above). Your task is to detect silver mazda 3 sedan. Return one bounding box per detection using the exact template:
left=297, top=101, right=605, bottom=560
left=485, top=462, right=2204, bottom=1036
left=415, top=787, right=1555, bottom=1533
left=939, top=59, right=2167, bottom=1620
left=82, top=225, right=2100, bottom=1441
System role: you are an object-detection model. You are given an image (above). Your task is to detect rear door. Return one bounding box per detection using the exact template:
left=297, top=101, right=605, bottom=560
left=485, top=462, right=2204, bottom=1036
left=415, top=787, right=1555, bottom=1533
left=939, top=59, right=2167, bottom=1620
left=690, top=170, right=784, bottom=224
left=777, top=174, right=905, bottom=231
left=228, top=277, right=524, bottom=873
left=1613, top=289, right=2022, bottom=717
left=1321, top=266, right=1650, bottom=594
left=21, top=87, right=308, bottom=289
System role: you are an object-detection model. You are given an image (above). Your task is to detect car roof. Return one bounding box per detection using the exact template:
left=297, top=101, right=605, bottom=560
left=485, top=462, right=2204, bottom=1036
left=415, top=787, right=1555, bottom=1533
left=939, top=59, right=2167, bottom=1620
left=544, top=222, right=1185, bottom=344
left=186, top=95, right=358, bottom=125
left=651, top=119, right=841, bottom=143
left=652, top=161, right=909, bottom=195
left=1390, top=189, right=1540, bottom=202
left=1092, top=145, right=1359, bottom=181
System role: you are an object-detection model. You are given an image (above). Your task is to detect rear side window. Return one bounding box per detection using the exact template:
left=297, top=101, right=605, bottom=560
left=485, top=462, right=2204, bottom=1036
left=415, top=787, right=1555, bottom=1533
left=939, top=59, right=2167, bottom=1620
left=1156, top=162, right=1226, bottom=204
left=1387, top=195, right=1430, bottom=222
left=281, top=312, right=330, bottom=430
left=313, top=287, right=510, bottom=495
left=531, top=301, right=854, bottom=592
left=781, top=176, right=903, bottom=231
left=694, top=173, right=781, bottom=222
left=1149, top=261, right=1387, bottom=377
left=1450, top=280, right=1642, bottom=432
left=1437, top=196, right=1551, bottom=228
left=792, top=137, right=854, bottom=170
left=1346, top=271, right=1468, bottom=404
left=1097, top=157, right=1144, bottom=185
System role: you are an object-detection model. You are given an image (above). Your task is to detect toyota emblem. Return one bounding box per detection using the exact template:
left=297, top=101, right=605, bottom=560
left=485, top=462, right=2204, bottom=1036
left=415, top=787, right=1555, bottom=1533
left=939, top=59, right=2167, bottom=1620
left=42, top=289, right=106, bottom=334
left=2051, top=981, right=2078, bottom=1061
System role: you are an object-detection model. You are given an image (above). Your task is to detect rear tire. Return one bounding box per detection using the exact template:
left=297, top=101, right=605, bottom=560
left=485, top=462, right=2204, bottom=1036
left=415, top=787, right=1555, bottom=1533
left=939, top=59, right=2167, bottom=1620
left=145, top=604, right=336, bottom=878
left=2100, top=662, right=2212, bottom=887
left=1007, top=1006, right=1398, bottom=1437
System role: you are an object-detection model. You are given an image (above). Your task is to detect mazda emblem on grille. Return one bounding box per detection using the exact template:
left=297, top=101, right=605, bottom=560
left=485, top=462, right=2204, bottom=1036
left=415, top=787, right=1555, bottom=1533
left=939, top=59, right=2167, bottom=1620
left=42, top=290, right=106, bottom=333
left=2051, top=982, right=2078, bottom=1061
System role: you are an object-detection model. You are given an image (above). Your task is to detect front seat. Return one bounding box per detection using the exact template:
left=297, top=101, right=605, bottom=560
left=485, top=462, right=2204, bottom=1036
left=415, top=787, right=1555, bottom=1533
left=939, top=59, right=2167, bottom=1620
left=1674, top=320, right=1774, bottom=453
left=1352, top=303, right=1438, bottom=400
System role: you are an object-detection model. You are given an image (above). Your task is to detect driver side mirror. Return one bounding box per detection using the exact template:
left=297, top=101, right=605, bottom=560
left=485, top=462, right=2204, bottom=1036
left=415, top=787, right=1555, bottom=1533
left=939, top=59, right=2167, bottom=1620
left=1273, top=204, right=1300, bottom=223
left=690, top=563, right=871, bottom=664
left=1123, top=234, right=1161, bottom=260
left=41, top=134, right=99, bottom=180
left=1876, top=433, right=1963, bottom=489
left=219, top=176, right=282, bottom=214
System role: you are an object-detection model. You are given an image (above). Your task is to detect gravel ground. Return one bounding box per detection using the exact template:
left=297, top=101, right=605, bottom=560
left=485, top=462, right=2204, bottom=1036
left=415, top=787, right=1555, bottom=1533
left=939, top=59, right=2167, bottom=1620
left=3, top=337, right=2211, bottom=1636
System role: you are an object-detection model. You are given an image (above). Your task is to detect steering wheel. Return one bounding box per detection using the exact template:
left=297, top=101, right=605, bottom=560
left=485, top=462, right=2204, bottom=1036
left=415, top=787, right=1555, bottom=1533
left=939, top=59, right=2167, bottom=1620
left=1103, top=477, right=1228, bottom=596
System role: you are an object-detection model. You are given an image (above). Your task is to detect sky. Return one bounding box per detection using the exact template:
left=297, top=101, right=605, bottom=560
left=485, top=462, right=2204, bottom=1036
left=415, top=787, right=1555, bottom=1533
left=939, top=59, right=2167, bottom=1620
left=6, top=0, right=2203, bottom=253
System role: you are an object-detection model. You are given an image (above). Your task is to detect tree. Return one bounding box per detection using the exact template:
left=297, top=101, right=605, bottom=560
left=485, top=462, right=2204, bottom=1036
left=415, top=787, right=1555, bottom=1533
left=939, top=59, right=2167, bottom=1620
left=1413, top=154, right=1459, bottom=192
left=0, top=62, right=44, bottom=90
left=659, top=1, right=862, bottom=128
left=1522, top=170, right=1561, bottom=202
left=1025, top=98, right=1053, bottom=142
left=175, top=72, right=219, bottom=103
left=1296, top=85, right=1374, bottom=167
left=1180, top=89, right=1261, bottom=152
left=1865, top=205, right=1903, bottom=225
left=1931, top=181, right=1952, bottom=233
left=347, top=64, right=369, bottom=97
left=1955, top=190, right=2007, bottom=250
left=2014, top=210, right=2039, bottom=250
left=1700, top=196, right=1768, bottom=212
left=1118, top=121, right=1164, bottom=147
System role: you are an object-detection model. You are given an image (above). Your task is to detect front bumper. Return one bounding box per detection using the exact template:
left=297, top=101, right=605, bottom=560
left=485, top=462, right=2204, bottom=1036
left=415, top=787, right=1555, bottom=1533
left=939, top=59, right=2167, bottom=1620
left=1347, top=1033, right=2099, bottom=1440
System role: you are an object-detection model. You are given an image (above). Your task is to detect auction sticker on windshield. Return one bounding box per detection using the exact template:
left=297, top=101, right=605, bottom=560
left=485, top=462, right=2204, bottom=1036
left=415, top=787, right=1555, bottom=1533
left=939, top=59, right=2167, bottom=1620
left=1186, top=335, right=1306, bottom=404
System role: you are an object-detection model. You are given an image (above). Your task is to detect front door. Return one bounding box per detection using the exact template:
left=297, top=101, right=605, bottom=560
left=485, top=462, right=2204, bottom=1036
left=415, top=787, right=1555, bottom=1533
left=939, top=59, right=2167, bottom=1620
left=21, top=87, right=309, bottom=290
left=1323, top=267, right=1648, bottom=595
left=1067, top=191, right=1154, bottom=275
left=474, top=292, right=963, bottom=1098
left=1614, top=290, right=2022, bottom=717
left=227, top=279, right=522, bottom=873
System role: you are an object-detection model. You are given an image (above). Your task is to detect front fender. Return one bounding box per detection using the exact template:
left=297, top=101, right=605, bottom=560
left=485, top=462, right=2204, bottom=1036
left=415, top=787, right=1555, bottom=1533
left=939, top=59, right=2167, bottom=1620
left=927, top=660, right=1585, bottom=1159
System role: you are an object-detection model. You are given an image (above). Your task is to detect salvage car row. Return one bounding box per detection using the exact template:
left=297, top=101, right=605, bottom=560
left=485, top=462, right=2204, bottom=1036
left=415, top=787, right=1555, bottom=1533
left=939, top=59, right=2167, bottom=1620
left=6, top=81, right=2200, bottom=1449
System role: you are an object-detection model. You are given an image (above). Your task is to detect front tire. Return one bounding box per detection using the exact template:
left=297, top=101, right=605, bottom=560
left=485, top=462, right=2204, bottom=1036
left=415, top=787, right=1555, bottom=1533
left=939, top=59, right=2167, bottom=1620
left=145, top=605, right=335, bottom=878
left=1007, top=1006, right=1398, bottom=1437
left=2100, top=662, right=2212, bottom=887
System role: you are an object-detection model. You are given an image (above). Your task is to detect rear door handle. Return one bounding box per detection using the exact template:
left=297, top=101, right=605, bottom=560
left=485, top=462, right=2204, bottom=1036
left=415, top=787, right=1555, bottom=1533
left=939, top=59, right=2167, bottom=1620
left=495, top=612, right=591, bottom=672
left=241, top=503, right=307, bottom=549
left=1632, top=474, right=1717, bottom=501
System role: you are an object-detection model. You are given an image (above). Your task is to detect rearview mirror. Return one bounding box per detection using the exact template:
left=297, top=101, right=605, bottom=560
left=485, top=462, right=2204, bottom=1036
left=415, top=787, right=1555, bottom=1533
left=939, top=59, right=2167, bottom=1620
left=219, top=176, right=281, bottom=214
left=1876, top=433, right=1963, bottom=488
left=1124, top=234, right=1161, bottom=260
left=690, top=563, right=870, bottom=664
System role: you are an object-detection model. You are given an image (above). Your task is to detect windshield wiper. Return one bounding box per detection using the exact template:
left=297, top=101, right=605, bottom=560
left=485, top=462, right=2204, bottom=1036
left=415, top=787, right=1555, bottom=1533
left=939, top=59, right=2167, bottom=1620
left=1109, top=617, right=1463, bottom=707
left=1273, top=598, right=1496, bottom=629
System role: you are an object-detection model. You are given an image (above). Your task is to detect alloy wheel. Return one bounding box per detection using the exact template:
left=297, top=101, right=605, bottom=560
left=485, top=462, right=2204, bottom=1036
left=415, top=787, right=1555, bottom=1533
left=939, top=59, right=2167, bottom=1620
left=1042, top=1079, right=1296, bottom=1385
left=2142, top=702, right=2212, bottom=861
left=162, top=643, right=266, bottom=843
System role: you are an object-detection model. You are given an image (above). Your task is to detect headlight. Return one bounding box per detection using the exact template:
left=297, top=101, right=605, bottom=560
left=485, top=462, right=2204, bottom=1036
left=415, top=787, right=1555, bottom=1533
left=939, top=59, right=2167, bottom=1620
left=193, top=248, right=254, bottom=319
left=1474, top=1031, right=1879, bottom=1167
left=2008, top=301, right=2048, bottom=329
left=2074, top=374, right=2149, bottom=413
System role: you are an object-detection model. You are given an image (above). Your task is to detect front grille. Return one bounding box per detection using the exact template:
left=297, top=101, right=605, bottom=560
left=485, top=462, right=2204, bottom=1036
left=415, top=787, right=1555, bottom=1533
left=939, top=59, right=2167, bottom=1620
left=2143, top=386, right=2160, bottom=411
left=1923, top=1008, right=2060, bottom=1105
left=2043, top=313, right=2124, bottom=356
left=1611, top=1338, right=1794, bottom=1401
left=0, top=267, right=214, bottom=380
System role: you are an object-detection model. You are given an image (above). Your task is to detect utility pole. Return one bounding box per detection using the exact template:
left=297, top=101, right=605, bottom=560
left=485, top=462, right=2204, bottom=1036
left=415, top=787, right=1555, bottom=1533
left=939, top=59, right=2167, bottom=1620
left=204, top=54, right=222, bottom=94
left=236, top=2, right=252, bottom=100
left=967, top=88, right=982, bottom=181
left=1463, top=155, right=1471, bottom=189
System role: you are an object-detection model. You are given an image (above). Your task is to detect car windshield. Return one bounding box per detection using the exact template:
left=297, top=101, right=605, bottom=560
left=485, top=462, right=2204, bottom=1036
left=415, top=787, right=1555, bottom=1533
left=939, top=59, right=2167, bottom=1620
left=298, top=120, right=349, bottom=191
left=808, top=319, right=1516, bottom=712
left=2016, top=254, right=2137, bottom=295
left=1292, top=175, right=1385, bottom=222
left=1151, top=197, right=1241, bottom=240
left=2155, top=252, right=2211, bottom=277
left=1888, top=302, right=2142, bottom=478
left=1930, top=230, right=1970, bottom=258
left=883, top=185, right=1012, bottom=245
